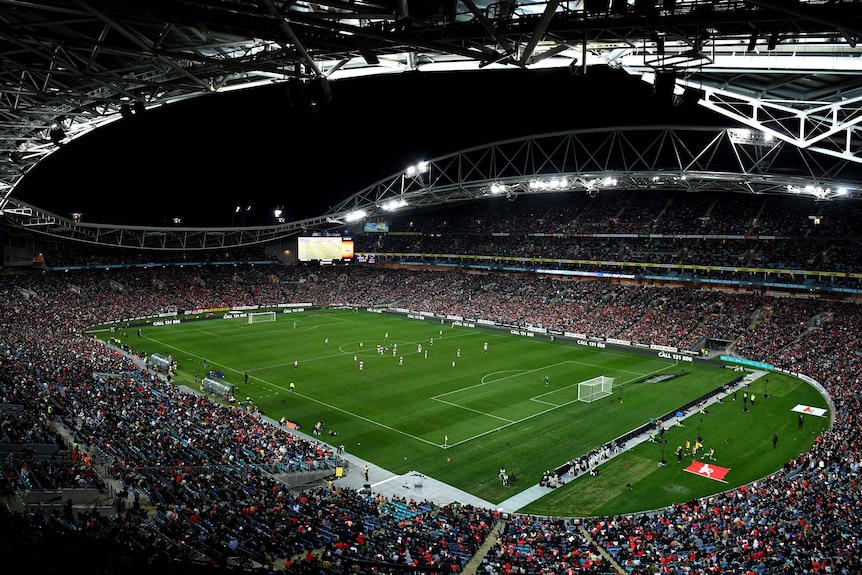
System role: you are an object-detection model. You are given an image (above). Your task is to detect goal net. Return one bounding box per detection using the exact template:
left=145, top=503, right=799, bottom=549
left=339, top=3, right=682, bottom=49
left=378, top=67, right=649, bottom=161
left=248, top=311, right=277, bottom=324
left=577, top=376, right=615, bottom=403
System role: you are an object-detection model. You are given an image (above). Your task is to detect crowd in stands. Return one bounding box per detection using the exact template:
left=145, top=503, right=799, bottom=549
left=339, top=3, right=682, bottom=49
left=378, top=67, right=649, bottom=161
left=481, top=515, right=610, bottom=574
left=353, top=192, right=862, bottom=290
left=1, top=190, right=862, bottom=574
left=20, top=192, right=862, bottom=295
left=375, top=191, right=861, bottom=238
left=1, top=267, right=504, bottom=574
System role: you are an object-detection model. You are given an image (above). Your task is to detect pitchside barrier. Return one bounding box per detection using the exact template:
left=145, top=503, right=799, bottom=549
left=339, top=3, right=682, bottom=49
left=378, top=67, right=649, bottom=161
left=553, top=375, right=747, bottom=479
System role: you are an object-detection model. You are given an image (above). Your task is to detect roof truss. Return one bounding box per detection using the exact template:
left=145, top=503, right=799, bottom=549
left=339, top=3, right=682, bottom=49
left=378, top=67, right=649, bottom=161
left=1, top=0, right=862, bottom=236
left=4, top=125, right=859, bottom=249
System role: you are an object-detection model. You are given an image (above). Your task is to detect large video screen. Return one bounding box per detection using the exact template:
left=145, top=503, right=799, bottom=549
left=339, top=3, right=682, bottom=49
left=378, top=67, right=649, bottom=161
left=363, top=221, right=389, bottom=233
left=297, top=236, right=354, bottom=261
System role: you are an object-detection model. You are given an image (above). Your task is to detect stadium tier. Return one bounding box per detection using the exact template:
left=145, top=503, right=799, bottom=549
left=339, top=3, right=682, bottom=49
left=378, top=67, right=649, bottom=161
left=0, top=193, right=860, bottom=575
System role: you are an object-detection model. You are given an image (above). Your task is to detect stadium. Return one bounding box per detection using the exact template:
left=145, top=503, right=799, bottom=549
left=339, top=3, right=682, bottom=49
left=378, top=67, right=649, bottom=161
left=1, top=2, right=862, bottom=575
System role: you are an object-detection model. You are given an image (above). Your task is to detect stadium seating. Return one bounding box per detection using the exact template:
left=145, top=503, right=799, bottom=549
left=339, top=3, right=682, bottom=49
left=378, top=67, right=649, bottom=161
left=1, top=192, right=861, bottom=574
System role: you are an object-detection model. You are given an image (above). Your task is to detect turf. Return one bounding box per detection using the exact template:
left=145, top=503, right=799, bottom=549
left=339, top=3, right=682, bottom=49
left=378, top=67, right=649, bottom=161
left=102, top=308, right=831, bottom=516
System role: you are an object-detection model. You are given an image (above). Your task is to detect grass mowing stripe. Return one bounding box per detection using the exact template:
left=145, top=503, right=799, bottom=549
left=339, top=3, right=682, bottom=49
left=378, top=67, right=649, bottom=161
left=109, top=308, right=830, bottom=514
left=260, top=383, right=447, bottom=448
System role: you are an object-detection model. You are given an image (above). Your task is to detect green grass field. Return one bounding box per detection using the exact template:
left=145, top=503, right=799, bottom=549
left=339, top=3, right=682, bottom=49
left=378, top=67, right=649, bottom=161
left=104, top=308, right=831, bottom=516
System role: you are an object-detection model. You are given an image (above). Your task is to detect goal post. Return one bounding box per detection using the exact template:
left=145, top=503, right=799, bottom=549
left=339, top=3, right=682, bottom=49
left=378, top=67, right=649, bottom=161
left=248, top=311, right=277, bottom=324
left=578, top=376, right=615, bottom=403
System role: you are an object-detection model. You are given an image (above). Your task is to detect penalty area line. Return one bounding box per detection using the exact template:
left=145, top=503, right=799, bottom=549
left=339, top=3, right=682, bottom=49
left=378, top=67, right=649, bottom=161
left=430, top=397, right=515, bottom=423
left=270, top=384, right=442, bottom=448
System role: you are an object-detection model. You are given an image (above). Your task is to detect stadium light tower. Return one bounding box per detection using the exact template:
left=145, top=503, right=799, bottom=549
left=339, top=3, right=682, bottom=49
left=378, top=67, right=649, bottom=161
left=405, top=161, right=428, bottom=177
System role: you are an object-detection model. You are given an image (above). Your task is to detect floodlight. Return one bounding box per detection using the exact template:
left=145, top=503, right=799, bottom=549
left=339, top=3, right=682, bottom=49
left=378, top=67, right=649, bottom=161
left=728, top=128, right=775, bottom=146
left=405, top=161, right=428, bottom=177
left=345, top=209, right=367, bottom=222
left=529, top=177, right=570, bottom=191
left=382, top=198, right=407, bottom=212
left=787, top=184, right=830, bottom=199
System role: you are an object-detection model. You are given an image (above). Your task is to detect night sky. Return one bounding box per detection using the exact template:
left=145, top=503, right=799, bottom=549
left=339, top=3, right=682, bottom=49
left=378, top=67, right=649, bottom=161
left=14, top=66, right=722, bottom=227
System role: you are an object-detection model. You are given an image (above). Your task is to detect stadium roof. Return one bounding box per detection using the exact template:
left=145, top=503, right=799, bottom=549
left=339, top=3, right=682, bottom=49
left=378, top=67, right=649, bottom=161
left=1, top=0, right=862, bottom=246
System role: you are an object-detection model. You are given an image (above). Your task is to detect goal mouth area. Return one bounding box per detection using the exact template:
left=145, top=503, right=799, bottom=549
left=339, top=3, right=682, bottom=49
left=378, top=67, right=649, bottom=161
left=577, top=376, right=615, bottom=403
left=248, top=311, right=277, bottom=324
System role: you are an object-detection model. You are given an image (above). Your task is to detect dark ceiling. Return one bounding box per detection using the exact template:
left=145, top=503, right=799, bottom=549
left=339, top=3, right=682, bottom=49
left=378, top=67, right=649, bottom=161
left=1, top=0, right=861, bottom=238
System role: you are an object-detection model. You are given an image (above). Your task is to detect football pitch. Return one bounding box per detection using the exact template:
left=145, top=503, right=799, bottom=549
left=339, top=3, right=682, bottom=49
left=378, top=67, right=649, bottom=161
left=117, top=308, right=830, bottom=516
